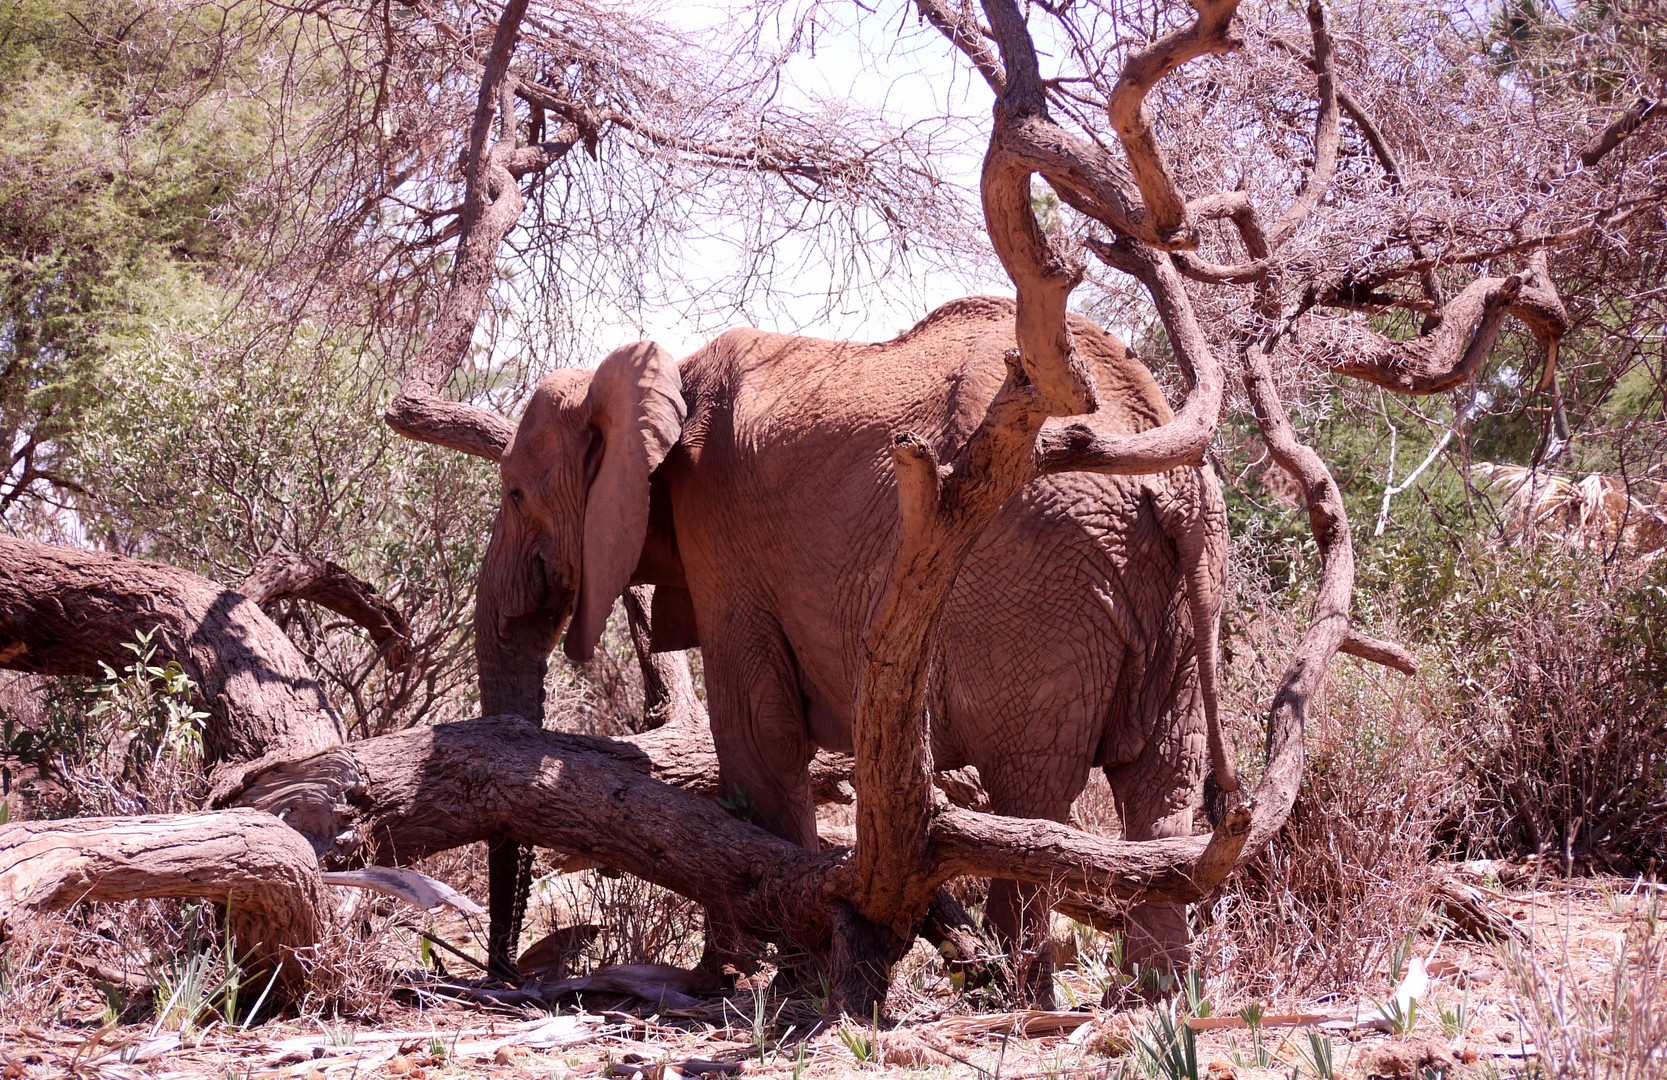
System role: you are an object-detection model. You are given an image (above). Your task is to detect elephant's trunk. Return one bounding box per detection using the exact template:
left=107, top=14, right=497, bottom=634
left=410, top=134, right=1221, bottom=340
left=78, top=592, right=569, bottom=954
left=476, top=607, right=562, bottom=720
left=474, top=512, right=567, bottom=980
left=475, top=511, right=566, bottom=722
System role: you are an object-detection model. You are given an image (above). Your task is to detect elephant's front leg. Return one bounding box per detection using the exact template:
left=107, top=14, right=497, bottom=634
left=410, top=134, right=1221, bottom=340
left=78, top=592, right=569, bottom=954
left=704, top=631, right=819, bottom=849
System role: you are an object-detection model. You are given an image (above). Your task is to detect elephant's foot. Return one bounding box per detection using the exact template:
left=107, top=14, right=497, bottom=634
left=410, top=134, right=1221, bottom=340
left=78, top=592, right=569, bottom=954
left=1013, top=938, right=1058, bottom=1009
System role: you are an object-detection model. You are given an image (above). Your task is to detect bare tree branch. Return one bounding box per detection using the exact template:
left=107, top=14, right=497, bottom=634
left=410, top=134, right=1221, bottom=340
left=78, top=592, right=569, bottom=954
left=383, top=0, right=541, bottom=462
left=1265, top=1, right=1339, bottom=249
left=913, top=0, right=1005, bottom=94
left=1107, top=0, right=1244, bottom=248
left=239, top=554, right=414, bottom=674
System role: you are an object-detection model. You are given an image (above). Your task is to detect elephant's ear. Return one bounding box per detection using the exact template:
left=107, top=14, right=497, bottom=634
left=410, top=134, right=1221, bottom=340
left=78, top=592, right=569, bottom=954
left=566, top=340, right=685, bottom=662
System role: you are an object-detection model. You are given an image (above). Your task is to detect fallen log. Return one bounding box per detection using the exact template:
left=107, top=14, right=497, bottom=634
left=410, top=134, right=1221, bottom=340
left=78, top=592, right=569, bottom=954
left=216, top=715, right=1252, bottom=957
left=0, top=538, right=1257, bottom=993
left=0, top=537, right=345, bottom=767
left=0, top=810, right=322, bottom=988
left=218, top=717, right=844, bottom=947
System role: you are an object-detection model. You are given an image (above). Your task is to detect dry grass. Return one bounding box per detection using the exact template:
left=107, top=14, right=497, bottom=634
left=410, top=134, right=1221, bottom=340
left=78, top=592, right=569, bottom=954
left=530, top=868, right=706, bottom=974
left=1502, top=886, right=1667, bottom=1080
left=1198, top=667, right=1450, bottom=1000
left=1197, top=572, right=1453, bottom=1002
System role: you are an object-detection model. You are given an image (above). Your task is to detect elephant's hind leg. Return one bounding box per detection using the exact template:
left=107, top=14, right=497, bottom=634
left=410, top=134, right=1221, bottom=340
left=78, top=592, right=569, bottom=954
left=1105, top=680, right=1207, bottom=990
left=986, top=878, right=1056, bottom=1007
left=981, top=767, right=1086, bottom=1009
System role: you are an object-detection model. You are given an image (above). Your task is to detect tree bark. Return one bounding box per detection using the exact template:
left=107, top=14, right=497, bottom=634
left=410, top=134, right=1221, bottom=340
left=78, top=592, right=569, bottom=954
left=239, top=553, right=413, bottom=673
left=0, top=810, right=322, bottom=990
left=0, top=537, right=346, bottom=768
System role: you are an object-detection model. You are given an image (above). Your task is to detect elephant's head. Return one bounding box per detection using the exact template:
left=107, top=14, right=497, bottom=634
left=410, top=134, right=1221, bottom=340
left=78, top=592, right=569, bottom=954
left=475, top=341, right=685, bottom=720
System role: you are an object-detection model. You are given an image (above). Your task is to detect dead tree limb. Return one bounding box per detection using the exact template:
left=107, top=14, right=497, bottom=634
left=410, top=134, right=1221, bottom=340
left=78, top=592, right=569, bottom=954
left=1311, top=266, right=1568, bottom=395
left=383, top=0, right=555, bottom=462
left=1107, top=0, right=1243, bottom=247
left=240, top=554, right=413, bottom=673
left=0, top=537, right=345, bottom=768
left=0, top=810, right=322, bottom=991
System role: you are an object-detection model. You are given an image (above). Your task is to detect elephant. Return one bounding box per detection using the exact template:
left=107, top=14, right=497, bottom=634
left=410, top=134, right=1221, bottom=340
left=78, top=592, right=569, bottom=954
left=476, top=295, right=1228, bottom=1001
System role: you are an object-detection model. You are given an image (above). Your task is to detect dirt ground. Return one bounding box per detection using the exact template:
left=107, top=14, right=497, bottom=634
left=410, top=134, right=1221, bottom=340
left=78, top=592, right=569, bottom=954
left=2, top=870, right=1659, bottom=1080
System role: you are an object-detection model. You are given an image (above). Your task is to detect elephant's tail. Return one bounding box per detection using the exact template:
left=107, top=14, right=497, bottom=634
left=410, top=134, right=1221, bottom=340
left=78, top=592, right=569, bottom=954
left=1157, top=464, right=1238, bottom=793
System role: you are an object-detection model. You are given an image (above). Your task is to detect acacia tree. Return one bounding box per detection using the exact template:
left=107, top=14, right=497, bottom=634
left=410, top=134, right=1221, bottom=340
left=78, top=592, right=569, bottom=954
left=376, top=0, right=1656, bottom=1004
left=1, top=0, right=1662, bottom=1018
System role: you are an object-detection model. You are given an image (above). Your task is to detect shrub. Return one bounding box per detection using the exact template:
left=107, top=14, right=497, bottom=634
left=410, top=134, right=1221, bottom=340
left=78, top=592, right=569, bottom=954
left=1385, top=544, right=1667, bottom=869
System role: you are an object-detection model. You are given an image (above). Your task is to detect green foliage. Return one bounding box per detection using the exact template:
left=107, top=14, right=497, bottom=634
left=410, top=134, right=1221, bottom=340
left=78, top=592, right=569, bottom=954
left=1438, top=987, right=1471, bottom=1044
left=89, top=628, right=209, bottom=769
left=1181, top=967, right=1212, bottom=1019
left=0, top=0, right=278, bottom=525
left=1134, top=1005, right=1198, bottom=1080
left=1231, top=1003, right=1272, bottom=1069
left=1298, top=1032, right=1338, bottom=1080
left=0, top=630, right=206, bottom=810
left=837, top=1022, right=876, bottom=1065
left=717, top=782, right=754, bottom=821
left=71, top=307, right=495, bottom=734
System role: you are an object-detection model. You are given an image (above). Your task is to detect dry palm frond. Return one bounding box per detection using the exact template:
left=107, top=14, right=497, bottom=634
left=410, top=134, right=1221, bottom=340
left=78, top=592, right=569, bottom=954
left=927, top=1009, right=1096, bottom=1040
left=1473, top=463, right=1667, bottom=554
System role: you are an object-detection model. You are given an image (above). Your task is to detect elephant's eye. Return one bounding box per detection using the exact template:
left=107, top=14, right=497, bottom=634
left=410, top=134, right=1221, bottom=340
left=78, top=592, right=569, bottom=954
left=509, top=488, right=525, bottom=508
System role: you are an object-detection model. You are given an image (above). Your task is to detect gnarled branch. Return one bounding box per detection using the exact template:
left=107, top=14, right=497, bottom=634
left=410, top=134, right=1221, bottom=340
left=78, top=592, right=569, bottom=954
left=1054, top=237, right=1224, bottom=476
left=1107, top=0, right=1244, bottom=248
left=0, top=537, right=345, bottom=769
left=240, top=554, right=413, bottom=673
left=1312, top=266, right=1567, bottom=395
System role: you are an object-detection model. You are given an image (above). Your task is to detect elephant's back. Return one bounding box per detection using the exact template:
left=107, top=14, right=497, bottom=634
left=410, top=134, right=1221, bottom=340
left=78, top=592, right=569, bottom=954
left=676, top=296, right=1172, bottom=452
left=667, top=297, right=1194, bottom=771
